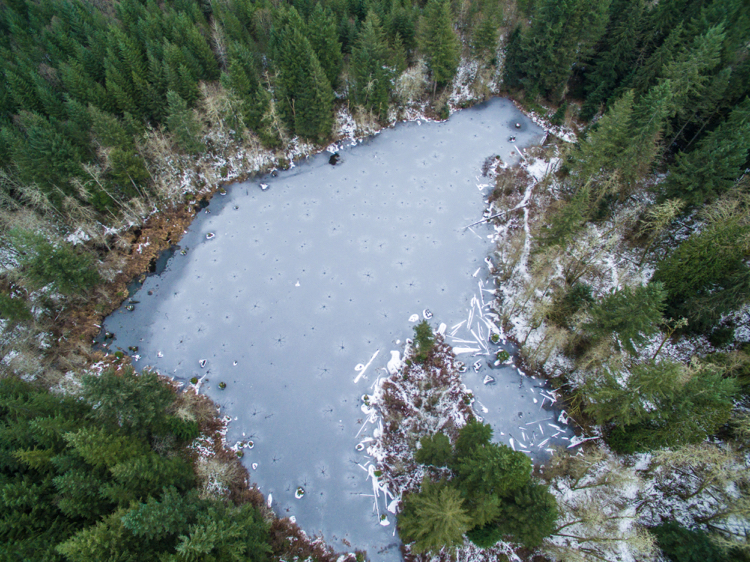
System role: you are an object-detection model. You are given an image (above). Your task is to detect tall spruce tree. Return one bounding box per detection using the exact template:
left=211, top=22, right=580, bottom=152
left=307, top=4, right=343, bottom=90
left=165, top=90, right=204, bottom=155
left=398, top=478, right=472, bottom=554
left=511, top=0, right=610, bottom=100
left=580, top=0, right=645, bottom=120
left=350, top=12, right=392, bottom=122
left=420, top=0, right=460, bottom=92
left=583, top=283, right=667, bottom=355
left=665, top=97, right=750, bottom=204
left=651, top=217, right=750, bottom=333
left=274, top=24, right=334, bottom=141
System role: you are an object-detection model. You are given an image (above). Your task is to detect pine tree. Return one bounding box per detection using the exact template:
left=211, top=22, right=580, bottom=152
left=274, top=24, right=333, bottom=141
left=495, top=482, right=557, bottom=547
left=583, top=283, right=666, bottom=354
left=350, top=11, right=392, bottom=122
left=398, top=478, right=472, bottom=554
left=513, top=0, right=610, bottom=100
left=165, top=90, right=204, bottom=155
left=580, top=0, right=645, bottom=120
left=420, top=0, right=460, bottom=91
left=307, top=4, right=343, bottom=89
left=606, top=361, right=737, bottom=452
left=8, top=229, right=102, bottom=296
left=415, top=433, right=451, bottom=466
left=80, top=367, right=175, bottom=436
left=455, top=443, right=532, bottom=499
left=472, top=16, right=498, bottom=63
left=665, top=97, right=750, bottom=204
left=651, top=216, right=750, bottom=333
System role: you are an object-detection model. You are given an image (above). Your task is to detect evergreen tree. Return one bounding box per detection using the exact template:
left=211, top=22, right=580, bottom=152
left=80, top=367, right=176, bottom=438
left=494, top=482, right=557, bottom=547
left=165, top=90, right=204, bottom=155
left=454, top=442, right=532, bottom=499
left=607, top=361, right=737, bottom=453
left=453, top=419, right=492, bottom=460
left=398, top=478, right=472, bottom=554
left=307, top=4, right=343, bottom=89
left=8, top=229, right=101, bottom=296
left=665, top=97, right=750, bottom=204
left=584, top=283, right=666, bottom=354
left=415, top=433, right=451, bottom=466
left=274, top=23, right=334, bottom=141
left=412, top=320, right=435, bottom=363
left=651, top=218, right=750, bottom=333
left=512, top=0, right=610, bottom=100
left=0, top=291, right=31, bottom=324
left=350, top=11, right=392, bottom=122
left=580, top=0, right=645, bottom=120
left=420, top=0, right=460, bottom=91
left=472, top=15, right=497, bottom=63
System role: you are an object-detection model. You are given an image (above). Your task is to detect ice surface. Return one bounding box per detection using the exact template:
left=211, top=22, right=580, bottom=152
left=102, top=98, right=568, bottom=559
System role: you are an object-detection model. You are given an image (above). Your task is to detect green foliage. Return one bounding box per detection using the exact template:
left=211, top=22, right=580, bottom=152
left=0, top=291, right=31, bottom=323
left=307, top=4, right=343, bottom=89
left=0, top=371, right=272, bottom=562
left=81, top=366, right=175, bottom=438
left=548, top=283, right=593, bottom=328
left=453, top=419, right=492, bottom=460
left=273, top=12, right=334, bottom=141
left=9, top=229, right=101, bottom=295
left=413, top=320, right=435, bottom=363
left=651, top=219, right=750, bottom=334
left=495, top=483, right=558, bottom=547
left=510, top=0, right=610, bottom=100
left=455, top=442, right=531, bottom=499
left=415, top=433, right=451, bottom=466
left=652, top=521, right=729, bottom=562
left=350, top=12, right=392, bottom=122
left=595, top=360, right=738, bottom=452
left=584, top=284, right=666, bottom=354
left=466, top=520, right=504, bottom=548
left=398, top=478, right=472, bottom=554
left=472, top=16, right=498, bottom=63
left=665, top=98, right=750, bottom=205
left=166, top=90, right=204, bottom=155
left=420, top=0, right=460, bottom=88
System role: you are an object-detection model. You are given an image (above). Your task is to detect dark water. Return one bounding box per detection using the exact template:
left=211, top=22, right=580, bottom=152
left=102, top=98, right=572, bottom=559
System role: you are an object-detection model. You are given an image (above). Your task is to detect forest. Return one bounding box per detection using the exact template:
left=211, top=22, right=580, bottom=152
left=0, top=0, right=749, bottom=560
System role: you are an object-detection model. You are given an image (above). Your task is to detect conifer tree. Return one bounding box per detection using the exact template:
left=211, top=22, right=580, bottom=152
left=580, top=0, right=645, bottom=120
left=165, top=90, right=204, bottom=155
left=604, top=361, right=737, bottom=452
left=274, top=25, right=333, bottom=141
left=8, top=229, right=101, bottom=296
left=398, top=478, right=472, bottom=554
left=583, top=283, right=666, bottom=354
left=307, top=4, right=343, bottom=89
left=665, top=97, right=750, bottom=204
left=420, top=0, right=460, bottom=92
left=511, top=0, right=610, bottom=100
left=651, top=217, right=750, bottom=333
left=472, top=15, right=498, bottom=63
left=351, top=11, right=392, bottom=122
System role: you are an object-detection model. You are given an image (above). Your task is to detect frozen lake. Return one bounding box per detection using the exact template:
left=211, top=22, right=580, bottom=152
left=103, top=97, right=573, bottom=559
